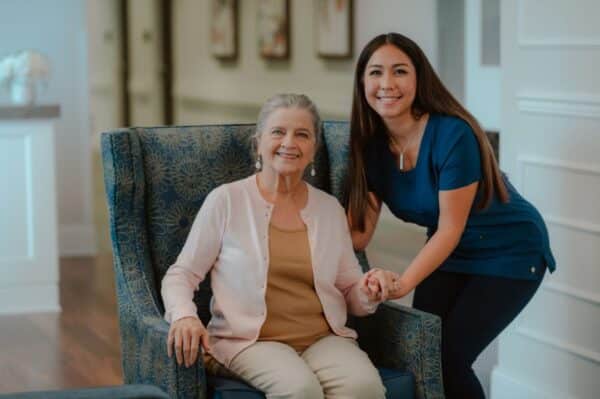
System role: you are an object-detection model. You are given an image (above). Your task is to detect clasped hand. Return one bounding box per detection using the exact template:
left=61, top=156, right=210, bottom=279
left=359, top=268, right=406, bottom=302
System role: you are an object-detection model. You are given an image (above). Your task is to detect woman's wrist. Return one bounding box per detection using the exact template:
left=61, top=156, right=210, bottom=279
left=389, top=274, right=414, bottom=299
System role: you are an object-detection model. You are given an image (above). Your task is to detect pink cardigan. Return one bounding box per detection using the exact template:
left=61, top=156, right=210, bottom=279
left=161, top=175, right=378, bottom=367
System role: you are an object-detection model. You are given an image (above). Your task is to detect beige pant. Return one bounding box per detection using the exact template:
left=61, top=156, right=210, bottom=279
left=227, top=335, right=386, bottom=399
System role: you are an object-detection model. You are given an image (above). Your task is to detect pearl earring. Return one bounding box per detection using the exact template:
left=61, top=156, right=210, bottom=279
left=310, top=163, right=316, bottom=177
left=255, top=155, right=262, bottom=170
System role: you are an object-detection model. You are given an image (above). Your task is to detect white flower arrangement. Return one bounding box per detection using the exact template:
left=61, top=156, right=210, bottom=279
left=0, top=50, right=50, bottom=105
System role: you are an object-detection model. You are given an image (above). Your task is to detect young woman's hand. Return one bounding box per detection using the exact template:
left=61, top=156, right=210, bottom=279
left=361, top=268, right=412, bottom=301
left=167, top=316, right=210, bottom=368
left=360, top=268, right=397, bottom=302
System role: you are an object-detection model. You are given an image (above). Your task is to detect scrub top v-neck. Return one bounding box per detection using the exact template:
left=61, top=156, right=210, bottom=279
left=363, top=113, right=556, bottom=280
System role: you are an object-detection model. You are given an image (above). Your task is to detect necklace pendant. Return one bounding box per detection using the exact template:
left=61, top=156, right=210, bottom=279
left=399, top=153, right=404, bottom=170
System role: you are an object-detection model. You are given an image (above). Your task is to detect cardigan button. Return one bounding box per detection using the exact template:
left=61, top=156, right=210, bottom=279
left=530, top=266, right=536, bottom=273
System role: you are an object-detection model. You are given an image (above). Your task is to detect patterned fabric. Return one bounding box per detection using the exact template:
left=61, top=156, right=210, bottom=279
left=102, top=122, right=444, bottom=399
left=0, top=385, right=169, bottom=399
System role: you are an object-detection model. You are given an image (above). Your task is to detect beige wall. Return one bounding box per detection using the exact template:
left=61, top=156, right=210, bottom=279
left=172, top=0, right=437, bottom=124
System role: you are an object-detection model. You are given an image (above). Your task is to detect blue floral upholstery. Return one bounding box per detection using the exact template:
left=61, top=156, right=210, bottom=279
left=101, top=122, right=444, bottom=399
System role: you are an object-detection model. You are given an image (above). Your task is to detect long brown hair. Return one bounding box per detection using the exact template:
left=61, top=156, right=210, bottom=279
left=347, top=32, right=508, bottom=231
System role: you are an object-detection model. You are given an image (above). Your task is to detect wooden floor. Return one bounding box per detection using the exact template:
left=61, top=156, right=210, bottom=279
left=0, top=255, right=123, bottom=394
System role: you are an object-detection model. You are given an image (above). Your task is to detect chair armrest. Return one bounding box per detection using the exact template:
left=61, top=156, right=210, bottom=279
left=0, top=384, right=169, bottom=399
left=123, top=314, right=207, bottom=399
left=356, top=301, right=444, bottom=399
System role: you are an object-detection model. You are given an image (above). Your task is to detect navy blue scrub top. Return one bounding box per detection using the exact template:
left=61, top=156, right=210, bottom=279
left=364, top=113, right=556, bottom=280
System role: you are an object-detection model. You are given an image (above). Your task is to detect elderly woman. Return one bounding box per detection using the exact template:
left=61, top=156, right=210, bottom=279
left=161, top=94, right=389, bottom=399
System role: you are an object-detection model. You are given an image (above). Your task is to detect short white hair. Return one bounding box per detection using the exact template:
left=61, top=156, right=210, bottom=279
left=254, top=93, right=322, bottom=150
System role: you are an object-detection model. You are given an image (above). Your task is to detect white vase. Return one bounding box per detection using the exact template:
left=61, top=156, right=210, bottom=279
left=10, top=79, right=36, bottom=106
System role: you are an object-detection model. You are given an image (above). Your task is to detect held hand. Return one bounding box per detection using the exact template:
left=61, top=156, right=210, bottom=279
left=167, top=316, right=210, bottom=368
left=360, top=272, right=382, bottom=302
left=362, top=268, right=411, bottom=301
left=360, top=268, right=393, bottom=302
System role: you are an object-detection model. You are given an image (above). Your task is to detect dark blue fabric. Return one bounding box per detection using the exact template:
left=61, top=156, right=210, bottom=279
left=0, top=385, right=169, bottom=399
left=208, top=367, right=415, bottom=398
left=364, top=113, right=556, bottom=280
left=413, top=270, right=544, bottom=399
left=379, top=368, right=415, bottom=399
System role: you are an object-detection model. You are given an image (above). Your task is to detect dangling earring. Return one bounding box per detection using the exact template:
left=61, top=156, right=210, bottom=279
left=255, top=155, right=262, bottom=170
left=310, top=162, right=316, bottom=177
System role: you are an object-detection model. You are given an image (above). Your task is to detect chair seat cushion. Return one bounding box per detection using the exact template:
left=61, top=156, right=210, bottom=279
left=208, top=367, right=415, bottom=399
left=379, top=367, right=415, bottom=399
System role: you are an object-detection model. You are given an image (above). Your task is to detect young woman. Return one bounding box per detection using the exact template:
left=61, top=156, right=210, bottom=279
left=162, top=94, right=388, bottom=399
left=346, top=33, right=556, bottom=399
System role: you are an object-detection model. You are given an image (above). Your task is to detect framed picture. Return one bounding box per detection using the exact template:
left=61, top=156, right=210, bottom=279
left=210, top=0, right=238, bottom=60
left=258, top=0, right=290, bottom=59
left=315, top=0, right=353, bottom=59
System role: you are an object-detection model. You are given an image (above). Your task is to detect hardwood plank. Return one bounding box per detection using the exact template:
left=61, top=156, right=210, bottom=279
left=0, top=256, right=123, bottom=393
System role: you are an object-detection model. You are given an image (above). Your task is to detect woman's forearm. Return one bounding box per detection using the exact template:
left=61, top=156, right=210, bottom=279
left=161, top=265, right=202, bottom=323
left=391, top=228, right=462, bottom=299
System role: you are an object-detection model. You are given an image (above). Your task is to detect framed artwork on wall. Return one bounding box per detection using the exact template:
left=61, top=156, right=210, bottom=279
left=315, top=0, right=353, bottom=59
left=258, top=0, right=290, bottom=59
left=210, top=0, right=238, bottom=60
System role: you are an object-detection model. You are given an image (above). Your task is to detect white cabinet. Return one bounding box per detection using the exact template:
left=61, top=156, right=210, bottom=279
left=0, top=106, right=60, bottom=314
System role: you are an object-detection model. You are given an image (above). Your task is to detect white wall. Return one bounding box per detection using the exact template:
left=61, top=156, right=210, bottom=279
left=464, top=0, right=501, bottom=130
left=437, top=0, right=465, bottom=102
left=173, top=0, right=437, bottom=124
left=0, top=0, right=95, bottom=256
left=355, top=0, right=437, bottom=68
left=492, top=0, right=600, bottom=398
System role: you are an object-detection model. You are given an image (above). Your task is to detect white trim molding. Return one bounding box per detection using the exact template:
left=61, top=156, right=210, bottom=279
left=490, top=367, right=574, bottom=399
left=542, top=281, right=600, bottom=307
left=517, top=155, right=600, bottom=176
left=516, top=92, right=600, bottom=119
left=0, top=283, right=60, bottom=315
left=544, top=215, right=600, bottom=237
left=516, top=155, right=600, bottom=205
left=515, top=326, right=600, bottom=365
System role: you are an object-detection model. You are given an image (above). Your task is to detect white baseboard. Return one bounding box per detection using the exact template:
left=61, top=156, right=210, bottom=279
left=491, top=367, right=570, bottom=399
left=59, top=224, right=97, bottom=257
left=0, top=283, right=61, bottom=315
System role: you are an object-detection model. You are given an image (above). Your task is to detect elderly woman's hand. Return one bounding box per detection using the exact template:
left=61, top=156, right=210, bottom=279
left=167, top=316, right=210, bottom=368
left=361, top=268, right=407, bottom=302
left=359, top=268, right=393, bottom=302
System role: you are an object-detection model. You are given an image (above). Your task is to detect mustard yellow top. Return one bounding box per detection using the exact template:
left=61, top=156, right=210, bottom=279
left=258, top=224, right=332, bottom=352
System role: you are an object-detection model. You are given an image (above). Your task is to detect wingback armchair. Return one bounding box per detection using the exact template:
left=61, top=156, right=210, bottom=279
left=101, top=122, right=444, bottom=399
